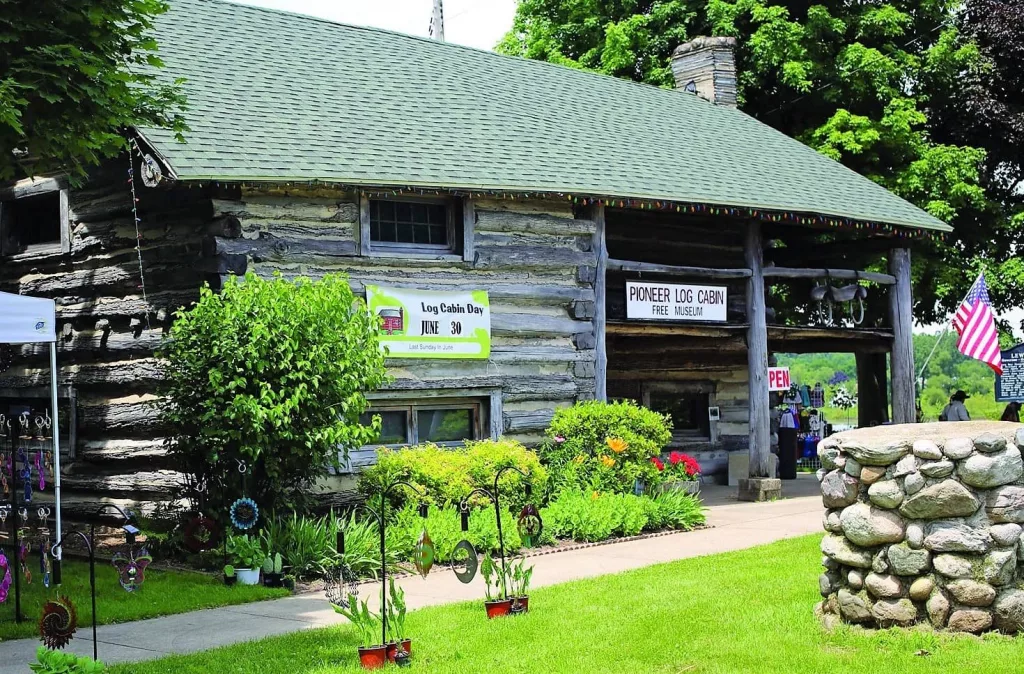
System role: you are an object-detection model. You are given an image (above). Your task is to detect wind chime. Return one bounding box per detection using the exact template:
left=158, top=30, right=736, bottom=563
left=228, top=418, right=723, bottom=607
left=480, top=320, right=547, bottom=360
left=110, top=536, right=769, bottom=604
left=229, top=460, right=259, bottom=531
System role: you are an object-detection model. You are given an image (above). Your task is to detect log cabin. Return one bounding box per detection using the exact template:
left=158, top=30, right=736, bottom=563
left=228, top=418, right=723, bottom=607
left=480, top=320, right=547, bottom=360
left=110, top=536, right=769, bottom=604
left=0, top=0, right=951, bottom=517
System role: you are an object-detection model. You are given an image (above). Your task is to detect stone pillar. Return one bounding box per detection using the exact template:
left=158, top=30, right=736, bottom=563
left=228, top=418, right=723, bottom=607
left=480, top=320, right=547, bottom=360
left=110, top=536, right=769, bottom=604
left=670, top=36, right=738, bottom=107
left=889, top=248, right=915, bottom=423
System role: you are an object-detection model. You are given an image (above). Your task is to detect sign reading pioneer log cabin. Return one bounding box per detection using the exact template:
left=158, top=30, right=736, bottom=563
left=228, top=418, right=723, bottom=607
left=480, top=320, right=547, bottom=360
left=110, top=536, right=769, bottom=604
left=995, top=343, right=1024, bottom=401
left=624, top=281, right=727, bottom=322
left=768, top=367, right=791, bottom=392
left=365, top=285, right=490, bottom=359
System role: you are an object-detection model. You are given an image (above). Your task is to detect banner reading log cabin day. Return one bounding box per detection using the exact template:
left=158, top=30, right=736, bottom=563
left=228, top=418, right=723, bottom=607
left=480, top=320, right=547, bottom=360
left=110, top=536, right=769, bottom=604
left=625, top=280, right=727, bottom=322
left=365, top=285, right=491, bottom=359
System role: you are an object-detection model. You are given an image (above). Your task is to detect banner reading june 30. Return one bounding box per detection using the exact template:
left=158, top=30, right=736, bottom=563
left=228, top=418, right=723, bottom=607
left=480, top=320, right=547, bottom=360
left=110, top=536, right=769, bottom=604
left=365, top=285, right=491, bottom=359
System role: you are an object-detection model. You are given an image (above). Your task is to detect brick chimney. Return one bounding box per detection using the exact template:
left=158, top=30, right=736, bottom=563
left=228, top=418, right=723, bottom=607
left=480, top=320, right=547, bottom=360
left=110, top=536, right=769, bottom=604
left=671, top=36, right=738, bottom=107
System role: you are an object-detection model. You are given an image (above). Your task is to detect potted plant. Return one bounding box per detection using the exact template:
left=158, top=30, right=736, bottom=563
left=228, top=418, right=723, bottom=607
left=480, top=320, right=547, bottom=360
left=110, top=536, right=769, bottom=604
left=508, top=557, right=534, bottom=614
left=262, top=552, right=284, bottom=588
left=333, top=593, right=386, bottom=670
left=226, top=534, right=264, bottom=585
left=223, top=564, right=237, bottom=586
left=384, top=578, right=411, bottom=665
left=663, top=451, right=701, bottom=495
left=481, top=553, right=512, bottom=619
left=282, top=574, right=296, bottom=591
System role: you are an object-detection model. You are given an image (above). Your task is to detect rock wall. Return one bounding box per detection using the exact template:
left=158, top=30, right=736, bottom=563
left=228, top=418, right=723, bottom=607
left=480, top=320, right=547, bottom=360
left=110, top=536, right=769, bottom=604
left=816, top=421, right=1024, bottom=633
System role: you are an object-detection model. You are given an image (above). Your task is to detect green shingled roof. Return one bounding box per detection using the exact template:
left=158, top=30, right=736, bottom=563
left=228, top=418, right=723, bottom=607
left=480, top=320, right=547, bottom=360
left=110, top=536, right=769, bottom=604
left=137, top=0, right=950, bottom=233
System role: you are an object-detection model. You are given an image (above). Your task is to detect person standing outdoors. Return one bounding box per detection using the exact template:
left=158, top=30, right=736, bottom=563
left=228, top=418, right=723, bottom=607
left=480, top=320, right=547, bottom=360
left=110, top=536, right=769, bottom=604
left=941, top=391, right=972, bottom=421
left=1001, top=401, right=1022, bottom=423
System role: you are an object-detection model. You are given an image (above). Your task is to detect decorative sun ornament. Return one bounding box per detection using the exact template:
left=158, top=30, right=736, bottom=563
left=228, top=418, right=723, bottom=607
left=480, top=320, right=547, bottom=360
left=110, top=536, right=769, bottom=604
left=413, top=528, right=435, bottom=579
left=230, top=497, right=259, bottom=530
left=39, top=596, right=78, bottom=650
left=112, top=547, right=152, bottom=592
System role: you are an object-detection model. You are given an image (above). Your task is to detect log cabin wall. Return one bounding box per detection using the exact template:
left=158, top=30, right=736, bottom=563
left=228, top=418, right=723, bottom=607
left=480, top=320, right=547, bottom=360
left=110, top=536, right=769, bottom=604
left=205, top=186, right=599, bottom=466
left=0, top=159, right=211, bottom=520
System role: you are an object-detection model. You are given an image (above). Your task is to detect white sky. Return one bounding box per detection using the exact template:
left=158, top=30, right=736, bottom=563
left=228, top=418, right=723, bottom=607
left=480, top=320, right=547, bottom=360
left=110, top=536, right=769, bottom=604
left=230, top=0, right=517, bottom=50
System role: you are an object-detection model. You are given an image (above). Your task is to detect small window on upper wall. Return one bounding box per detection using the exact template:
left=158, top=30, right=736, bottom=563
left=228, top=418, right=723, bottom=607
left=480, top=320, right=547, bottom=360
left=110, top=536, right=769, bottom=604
left=367, top=198, right=460, bottom=255
left=0, top=179, right=69, bottom=257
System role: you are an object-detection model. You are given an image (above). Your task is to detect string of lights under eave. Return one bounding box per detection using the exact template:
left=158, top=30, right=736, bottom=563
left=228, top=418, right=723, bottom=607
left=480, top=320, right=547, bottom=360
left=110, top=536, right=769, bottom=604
left=184, top=180, right=947, bottom=243
left=126, top=138, right=153, bottom=332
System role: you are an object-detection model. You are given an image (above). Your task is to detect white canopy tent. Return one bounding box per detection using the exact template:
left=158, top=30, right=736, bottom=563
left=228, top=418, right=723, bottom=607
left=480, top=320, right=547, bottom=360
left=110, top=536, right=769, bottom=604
left=0, top=291, right=62, bottom=556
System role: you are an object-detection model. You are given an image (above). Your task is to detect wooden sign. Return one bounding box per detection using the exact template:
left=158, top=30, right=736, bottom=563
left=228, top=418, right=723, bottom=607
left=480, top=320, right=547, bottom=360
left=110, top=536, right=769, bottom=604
left=625, top=281, right=727, bottom=322
left=995, top=343, right=1024, bottom=402
left=768, top=367, right=791, bottom=392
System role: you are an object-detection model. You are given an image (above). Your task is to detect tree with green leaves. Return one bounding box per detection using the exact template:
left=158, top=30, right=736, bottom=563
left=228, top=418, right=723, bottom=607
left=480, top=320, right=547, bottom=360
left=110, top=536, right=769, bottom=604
left=0, top=0, right=186, bottom=181
left=160, top=272, right=389, bottom=516
left=498, top=0, right=1021, bottom=325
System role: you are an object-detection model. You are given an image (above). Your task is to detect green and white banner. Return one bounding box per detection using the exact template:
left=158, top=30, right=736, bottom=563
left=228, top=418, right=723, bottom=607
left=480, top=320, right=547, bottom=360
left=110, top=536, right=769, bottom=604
left=366, top=285, right=491, bottom=359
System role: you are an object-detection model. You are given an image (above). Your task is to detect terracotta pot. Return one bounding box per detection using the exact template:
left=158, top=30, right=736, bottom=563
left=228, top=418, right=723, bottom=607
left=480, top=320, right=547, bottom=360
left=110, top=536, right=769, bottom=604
left=484, top=598, right=513, bottom=619
left=358, top=645, right=388, bottom=670
left=511, top=596, right=529, bottom=613
left=386, top=639, right=412, bottom=662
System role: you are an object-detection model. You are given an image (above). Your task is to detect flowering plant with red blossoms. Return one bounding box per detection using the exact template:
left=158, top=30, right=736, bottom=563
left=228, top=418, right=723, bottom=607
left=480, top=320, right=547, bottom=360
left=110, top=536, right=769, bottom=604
left=649, top=456, right=665, bottom=472
left=667, top=451, right=700, bottom=481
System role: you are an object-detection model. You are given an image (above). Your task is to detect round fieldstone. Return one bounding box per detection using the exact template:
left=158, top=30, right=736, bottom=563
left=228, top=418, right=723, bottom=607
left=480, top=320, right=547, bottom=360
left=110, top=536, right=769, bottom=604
left=842, top=438, right=911, bottom=466
left=933, top=553, right=979, bottom=579
left=925, top=521, right=992, bottom=553
left=872, top=598, right=917, bottom=626
left=920, top=459, right=955, bottom=479
left=847, top=569, right=865, bottom=591
left=904, top=471, right=926, bottom=495
left=959, top=447, right=1023, bottom=489
left=986, top=486, right=1024, bottom=523
left=868, top=480, right=905, bottom=509
left=860, top=465, right=887, bottom=485
left=820, top=572, right=839, bottom=597
left=948, top=609, right=994, bottom=633
left=982, top=549, right=1016, bottom=586
left=872, top=550, right=890, bottom=574
left=844, top=457, right=862, bottom=478
left=824, top=510, right=843, bottom=533
left=821, top=534, right=873, bottom=568
left=816, top=468, right=828, bottom=483
left=837, top=589, right=873, bottom=623
left=894, top=454, right=921, bottom=478
left=947, top=579, right=997, bottom=607
left=900, top=480, right=980, bottom=520
left=990, top=523, right=1022, bottom=547
left=974, top=432, right=1008, bottom=454
left=887, top=543, right=931, bottom=575
left=943, top=437, right=975, bottom=460
left=819, top=439, right=840, bottom=469
left=927, top=590, right=950, bottom=628
left=906, top=521, right=925, bottom=549
left=993, top=589, right=1024, bottom=633
left=841, top=503, right=906, bottom=547
left=823, top=555, right=839, bottom=570
left=822, top=470, right=860, bottom=509
left=909, top=576, right=935, bottom=601
left=865, top=572, right=903, bottom=599
left=913, top=439, right=943, bottom=460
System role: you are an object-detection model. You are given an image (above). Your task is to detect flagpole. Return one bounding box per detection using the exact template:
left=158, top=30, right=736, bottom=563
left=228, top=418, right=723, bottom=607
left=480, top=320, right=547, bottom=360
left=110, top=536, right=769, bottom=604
left=917, top=278, right=976, bottom=385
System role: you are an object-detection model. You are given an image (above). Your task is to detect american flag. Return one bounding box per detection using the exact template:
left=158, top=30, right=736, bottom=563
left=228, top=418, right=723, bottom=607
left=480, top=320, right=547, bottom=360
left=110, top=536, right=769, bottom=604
left=953, top=272, right=1002, bottom=374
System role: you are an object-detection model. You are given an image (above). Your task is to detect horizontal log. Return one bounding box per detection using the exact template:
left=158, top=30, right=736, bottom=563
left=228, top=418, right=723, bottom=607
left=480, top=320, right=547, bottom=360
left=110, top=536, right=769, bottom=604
left=212, top=197, right=358, bottom=223
left=193, top=253, right=248, bottom=275
left=241, top=219, right=357, bottom=240
left=349, top=279, right=594, bottom=307
left=0, top=358, right=163, bottom=389
left=472, top=199, right=575, bottom=219
left=606, top=259, right=751, bottom=279
left=206, top=233, right=358, bottom=260
left=206, top=215, right=242, bottom=238
left=475, top=231, right=590, bottom=251
left=606, top=321, right=746, bottom=337
left=762, top=266, right=895, bottom=284
left=492, top=312, right=588, bottom=337
left=0, top=175, right=65, bottom=199
left=13, top=327, right=164, bottom=357
left=36, top=495, right=180, bottom=523
left=57, top=290, right=197, bottom=320
left=475, top=209, right=592, bottom=236
left=79, top=395, right=163, bottom=436
left=78, top=438, right=170, bottom=464
left=61, top=469, right=183, bottom=495
left=503, top=409, right=555, bottom=433
left=473, top=245, right=594, bottom=270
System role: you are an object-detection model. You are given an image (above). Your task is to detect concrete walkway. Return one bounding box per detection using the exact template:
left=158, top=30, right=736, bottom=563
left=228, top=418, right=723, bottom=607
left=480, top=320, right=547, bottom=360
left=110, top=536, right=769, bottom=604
left=0, top=476, right=823, bottom=671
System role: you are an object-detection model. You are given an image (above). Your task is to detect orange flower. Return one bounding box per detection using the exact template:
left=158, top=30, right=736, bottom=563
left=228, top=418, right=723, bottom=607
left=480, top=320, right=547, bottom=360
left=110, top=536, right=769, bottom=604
left=606, top=437, right=628, bottom=454
left=600, top=455, right=616, bottom=468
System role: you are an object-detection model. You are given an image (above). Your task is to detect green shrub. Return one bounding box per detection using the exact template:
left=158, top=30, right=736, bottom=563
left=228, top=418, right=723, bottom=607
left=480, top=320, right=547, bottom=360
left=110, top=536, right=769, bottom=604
left=540, top=401, right=672, bottom=496
left=650, top=490, right=706, bottom=530
left=390, top=503, right=522, bottom=562
left=30, top=647, right=105, bottom=674
left=541, top=488, right=704, bottom=542
left=160, top=272, right=389, bottom=518
left=359, top=439, right=547, bottom=513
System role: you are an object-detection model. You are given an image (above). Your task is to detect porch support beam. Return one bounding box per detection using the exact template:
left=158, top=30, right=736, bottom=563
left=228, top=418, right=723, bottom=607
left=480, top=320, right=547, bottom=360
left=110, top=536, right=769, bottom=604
left=606, top=259, right=751, bottom=278
left=745, top=221, right=771, bottom=479
left=762, top=267, right=895, bottom=285
left=592, top=204, right=608, bottom=402
left=889, top=247, right=916, bottom=423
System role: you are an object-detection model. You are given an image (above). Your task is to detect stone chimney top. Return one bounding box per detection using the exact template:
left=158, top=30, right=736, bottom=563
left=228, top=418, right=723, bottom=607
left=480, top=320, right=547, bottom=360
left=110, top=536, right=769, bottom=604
left=671, top=36, right=738, bottom=107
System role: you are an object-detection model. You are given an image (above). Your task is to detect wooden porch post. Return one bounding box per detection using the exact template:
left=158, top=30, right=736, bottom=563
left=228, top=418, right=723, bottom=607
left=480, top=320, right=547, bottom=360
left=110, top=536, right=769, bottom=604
left=592, top=204, right=608, bottom=402
left=856, top=351, right=890, bottom=427
left=889, top=248, right=916, bottom=423
left=745, top=221, right=771, bottom=479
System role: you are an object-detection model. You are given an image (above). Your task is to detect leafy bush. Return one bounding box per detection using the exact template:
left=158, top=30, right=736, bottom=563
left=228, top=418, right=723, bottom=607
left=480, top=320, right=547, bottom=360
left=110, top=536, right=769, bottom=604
left=540, top=401, right=673, bottom=496
left=30, top=647, right=105, bottom=674
left=359, top=439, right=547, bottom=513
left=541, top=489, right=704, bottom=542
left=261, top=511, right=401, bottom=580
left=160, top=272, right=388, bottom=517
left=390, top=503, right=522, bottom=562
left=226, top=533, right=265, bottom=570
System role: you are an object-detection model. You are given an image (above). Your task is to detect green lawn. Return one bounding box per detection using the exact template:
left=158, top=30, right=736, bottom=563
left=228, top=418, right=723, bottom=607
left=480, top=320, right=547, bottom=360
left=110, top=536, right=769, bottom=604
left=110, top=535, right=1024, bottom=673
left=0, top=558, right=287, bottom=641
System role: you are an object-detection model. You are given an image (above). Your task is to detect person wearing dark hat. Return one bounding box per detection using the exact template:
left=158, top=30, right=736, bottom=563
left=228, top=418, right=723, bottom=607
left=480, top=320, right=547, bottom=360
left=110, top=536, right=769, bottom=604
left=1001, top=401, right=1021, bottom=423
left=941, top=390, right=971, bottom=422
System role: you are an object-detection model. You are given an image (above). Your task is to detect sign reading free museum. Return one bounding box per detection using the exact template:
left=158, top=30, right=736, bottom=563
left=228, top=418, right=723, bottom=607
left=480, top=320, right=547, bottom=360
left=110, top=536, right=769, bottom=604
left=625, top=281, right=727, bottom=322
left=366, top=285, right=491, bottom=359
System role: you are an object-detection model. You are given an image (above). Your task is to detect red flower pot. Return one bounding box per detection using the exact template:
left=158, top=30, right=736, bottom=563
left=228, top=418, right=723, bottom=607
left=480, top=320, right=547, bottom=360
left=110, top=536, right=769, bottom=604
left=386, top=639, right=412, bottom=662
left=511, top=596, right=529, bottom=613
left=484, top=598, right=513, bottom=619
left=358, top=645, right=388, bottom=670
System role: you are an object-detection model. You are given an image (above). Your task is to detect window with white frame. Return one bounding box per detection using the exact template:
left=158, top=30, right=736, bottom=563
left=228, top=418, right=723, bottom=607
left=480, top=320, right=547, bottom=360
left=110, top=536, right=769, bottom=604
left=367, top=197, right=461, bottom=255
left=0, top=178, right=70, bottom=257
left=359, top=398, right=485, bottom=446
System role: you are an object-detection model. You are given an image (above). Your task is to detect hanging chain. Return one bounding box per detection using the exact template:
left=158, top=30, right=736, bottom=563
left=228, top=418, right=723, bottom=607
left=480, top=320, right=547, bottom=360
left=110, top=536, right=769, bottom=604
left=126, top=138, right=152, bottom=331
